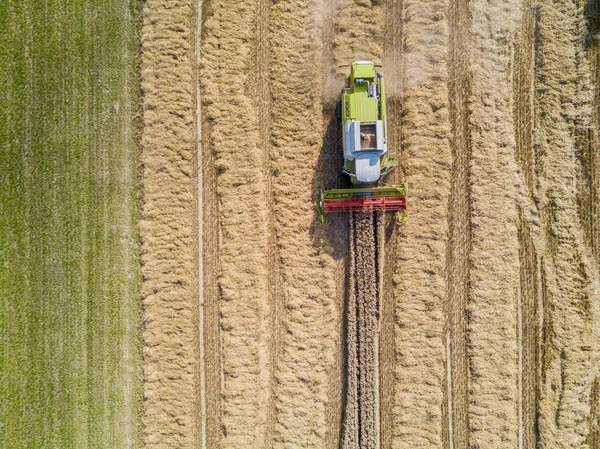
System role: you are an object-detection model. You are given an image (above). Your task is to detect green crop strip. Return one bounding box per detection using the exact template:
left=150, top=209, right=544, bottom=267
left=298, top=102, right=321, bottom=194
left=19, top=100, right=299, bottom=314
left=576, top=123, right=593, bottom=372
left=0, top=1, right=141, bottom=447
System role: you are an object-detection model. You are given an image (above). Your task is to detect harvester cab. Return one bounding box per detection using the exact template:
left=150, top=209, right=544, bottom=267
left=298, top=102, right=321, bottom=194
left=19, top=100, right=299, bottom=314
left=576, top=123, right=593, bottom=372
left=318, top=61, right=407, bottom=222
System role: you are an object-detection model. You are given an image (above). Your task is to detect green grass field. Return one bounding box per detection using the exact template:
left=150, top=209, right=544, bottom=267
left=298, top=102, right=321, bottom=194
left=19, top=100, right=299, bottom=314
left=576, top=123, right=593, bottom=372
left=0, top=1, right=141, bottom=447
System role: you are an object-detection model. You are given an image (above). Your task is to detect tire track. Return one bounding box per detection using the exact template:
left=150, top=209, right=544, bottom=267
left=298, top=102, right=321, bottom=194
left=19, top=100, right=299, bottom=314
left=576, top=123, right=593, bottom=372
left=582, top=5, right=600, bottom=446
left=192, top=0, right=205, bottom=445
left=579, top=1, right=600, bottom=266
left=381, top=2, right=403, bottom=446
left=585, top=377, right=600, bottom=447
left=200, top=111, right=220, bottom=449
left=445, top=0, right=472, bottom=445
left=513, top=3, right=536, bottom=197
left=252, top=0, right=281, bottom=445
left=517, top=209, right=542, bottom=449
left=199, top=2, right=221, bottom=446
left=512, top=7, right=540, bottom=448
left=320, top=1, right=347, bottom=447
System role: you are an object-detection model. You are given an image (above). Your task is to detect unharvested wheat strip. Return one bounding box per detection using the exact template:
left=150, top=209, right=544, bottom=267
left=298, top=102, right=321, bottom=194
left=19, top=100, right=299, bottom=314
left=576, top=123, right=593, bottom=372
left=140, top=0, right=200, bottom=447
left=534, top=2, right=600, bottom=446
left=200, top=1, right=273, bottom=447
left=466, top=0, right=522, bottom=445
left=268, top=1, right=340, bottom=447
left=389, top=0, right=451, bottom=444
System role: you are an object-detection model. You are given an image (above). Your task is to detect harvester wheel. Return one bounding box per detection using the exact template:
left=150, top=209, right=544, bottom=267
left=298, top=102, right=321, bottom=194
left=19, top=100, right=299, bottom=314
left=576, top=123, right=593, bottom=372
left=336, top=100, right=342, bottom=119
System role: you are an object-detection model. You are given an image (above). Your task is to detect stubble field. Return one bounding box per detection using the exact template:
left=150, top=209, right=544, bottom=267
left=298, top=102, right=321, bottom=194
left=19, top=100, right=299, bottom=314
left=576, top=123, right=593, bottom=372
left=141, top=0, right=600, bottom=447
left=2, top=0, right=600, bottom=448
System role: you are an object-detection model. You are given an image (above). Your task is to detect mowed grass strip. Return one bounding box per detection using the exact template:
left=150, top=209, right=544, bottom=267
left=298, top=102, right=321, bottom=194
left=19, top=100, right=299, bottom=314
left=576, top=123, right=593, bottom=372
left=0, top=1, right=141, bottom=448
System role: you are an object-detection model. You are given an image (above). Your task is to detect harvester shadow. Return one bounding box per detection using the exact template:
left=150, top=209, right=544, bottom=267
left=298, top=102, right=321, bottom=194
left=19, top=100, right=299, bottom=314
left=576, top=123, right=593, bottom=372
left=585, top=0, right=600, bottom=49
left=309, top=102, right=351, bottom=444
left=309, top=103, right=349, bottom=259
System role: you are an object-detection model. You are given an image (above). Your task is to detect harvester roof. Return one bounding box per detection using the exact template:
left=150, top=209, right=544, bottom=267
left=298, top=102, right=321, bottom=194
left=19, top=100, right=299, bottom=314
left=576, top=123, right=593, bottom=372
left=351, top=61, right=376, bottom=80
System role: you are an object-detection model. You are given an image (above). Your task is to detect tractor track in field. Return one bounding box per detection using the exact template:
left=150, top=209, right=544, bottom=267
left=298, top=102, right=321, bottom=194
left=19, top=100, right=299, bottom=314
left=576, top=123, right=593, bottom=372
left=512, top=6, right=540, bottom=448
left=513, top=3, right=537, bottom=197
left=582, top=3, right=600, bottom=267
left=446, top=0, right=472, bottom=446
left=380, top=1, right=403, bottom=447
left=253, top=0, right=280, bottom=446
left=320, top=0, right=347, bottom=447
left=192, top=0, right=205, bottom=445
left=199, top=1, right=221, bottom=447
left=343, top=212, right=383, bottom=449
left=517, top=209, right=542, bottom=449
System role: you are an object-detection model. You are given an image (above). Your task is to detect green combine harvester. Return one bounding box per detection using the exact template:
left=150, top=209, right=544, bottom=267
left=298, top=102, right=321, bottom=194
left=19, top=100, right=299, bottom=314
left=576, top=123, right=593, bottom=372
left=318, top=61, right=407, bottom=222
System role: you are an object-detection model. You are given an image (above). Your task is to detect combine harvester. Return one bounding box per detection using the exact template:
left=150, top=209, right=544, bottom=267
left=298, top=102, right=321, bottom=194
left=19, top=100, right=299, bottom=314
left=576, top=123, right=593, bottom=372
left=318, top=61, right=407, bottom=222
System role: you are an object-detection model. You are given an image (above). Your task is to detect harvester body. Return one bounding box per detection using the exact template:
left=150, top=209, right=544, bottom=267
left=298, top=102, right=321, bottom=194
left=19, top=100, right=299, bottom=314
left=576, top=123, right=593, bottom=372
left=340, top=61, right=394, bottom=184
left=318, top=61, right=407, bottom=222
